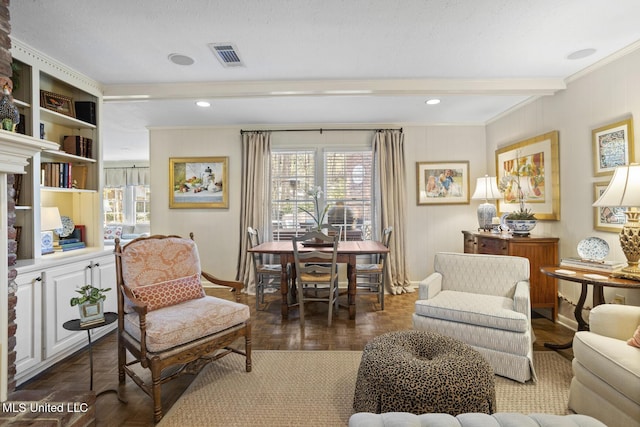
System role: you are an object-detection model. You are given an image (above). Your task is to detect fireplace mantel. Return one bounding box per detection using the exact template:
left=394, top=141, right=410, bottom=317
left=1, top=131, right=57, bottom=400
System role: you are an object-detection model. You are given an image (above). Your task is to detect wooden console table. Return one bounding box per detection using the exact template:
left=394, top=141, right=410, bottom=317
left=540, top=266, right=640, bottom=349
left=462, top=231, right=559, bottom=320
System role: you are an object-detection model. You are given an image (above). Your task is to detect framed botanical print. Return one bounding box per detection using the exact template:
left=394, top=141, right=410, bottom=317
left=416, top=161, right=470, bottom=205
left=592, top=118, right=634, bottom=176
left=495, top=131, right=560, bottom=220
left=169, top=157, right=228, bottom=208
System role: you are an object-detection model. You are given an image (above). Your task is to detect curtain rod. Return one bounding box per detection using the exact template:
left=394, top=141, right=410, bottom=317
left=103, top=166, right=149, bottom=170
left=240, top=127, right=402, bottom=135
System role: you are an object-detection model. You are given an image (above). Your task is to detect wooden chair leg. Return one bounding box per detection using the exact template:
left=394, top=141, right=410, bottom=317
left=151, top=366, right=163, bottom=423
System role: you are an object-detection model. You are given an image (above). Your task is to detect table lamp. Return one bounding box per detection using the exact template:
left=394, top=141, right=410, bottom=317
left=593, top=163, right=640, bottom=280
left=41, top=206, right=62, bottom=255
left=471, top=175, right=501, bottom=231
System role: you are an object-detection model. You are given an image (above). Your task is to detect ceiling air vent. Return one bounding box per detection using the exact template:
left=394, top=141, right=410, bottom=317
left=208, top=43, right=244, bottom=67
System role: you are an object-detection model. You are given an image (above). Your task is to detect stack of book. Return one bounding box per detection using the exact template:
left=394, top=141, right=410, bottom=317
left=54, top=237, right=86, bottom=252
left=560, top=257, right=626, bottom=273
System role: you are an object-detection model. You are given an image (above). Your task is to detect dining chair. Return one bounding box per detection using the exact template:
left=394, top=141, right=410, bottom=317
left=247, top=227, right=287, bottom=310
left=291, top=230, right=340, bottom=326
left=355, top=226, right=393, bottom=310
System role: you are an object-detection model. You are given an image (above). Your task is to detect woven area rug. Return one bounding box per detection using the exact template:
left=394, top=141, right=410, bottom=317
left=158, top=350, right=572, bottom=427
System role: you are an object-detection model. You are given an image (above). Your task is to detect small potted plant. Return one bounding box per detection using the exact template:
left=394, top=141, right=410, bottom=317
left=70, top=284, right=111, bottom=326
left=499, top=155, right=537, bottom=236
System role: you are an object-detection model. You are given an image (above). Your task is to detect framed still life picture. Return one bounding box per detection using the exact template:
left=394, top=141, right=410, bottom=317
left=592, top=118, right=634, bottom=176
left=495, top=131, right=560, bottom=220
left=169, top=157, right=229, bottom=209
left=416, top=161, right=470, bottom=205
left=593, top=181, right=627, bottom=232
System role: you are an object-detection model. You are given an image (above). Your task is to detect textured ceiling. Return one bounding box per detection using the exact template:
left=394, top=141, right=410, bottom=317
left=9, top=0, right=640, bottom=161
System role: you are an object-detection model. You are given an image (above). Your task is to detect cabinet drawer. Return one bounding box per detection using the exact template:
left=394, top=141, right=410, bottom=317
left=476, top=237, right=508, bottom=255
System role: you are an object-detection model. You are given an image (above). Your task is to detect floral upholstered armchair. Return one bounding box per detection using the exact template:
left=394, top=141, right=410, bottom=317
left=114, top=234, right=251, bottom=423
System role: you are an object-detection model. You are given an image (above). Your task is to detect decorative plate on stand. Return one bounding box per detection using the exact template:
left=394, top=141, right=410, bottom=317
left=577, top=237, right=609, bottom=261
left=55, top=215, right=75, bottom=238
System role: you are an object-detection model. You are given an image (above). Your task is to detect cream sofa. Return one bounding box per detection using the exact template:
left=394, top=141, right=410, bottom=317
left=413, top=252, right=535, bottom=383
left=103, top=223, right=150, bottom=246
left=349, top=412, right=606, bottom=426
left=569, top=303, right=640, bottom=427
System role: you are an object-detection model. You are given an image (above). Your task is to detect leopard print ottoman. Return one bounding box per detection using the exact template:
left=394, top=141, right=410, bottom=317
left=353, top=330, right=496, bottom=415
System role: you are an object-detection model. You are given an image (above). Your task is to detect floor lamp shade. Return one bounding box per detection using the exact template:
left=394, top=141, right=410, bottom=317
left=593, top=164, right=640, bottom=280
left=472, top=176, right=501, bottom=230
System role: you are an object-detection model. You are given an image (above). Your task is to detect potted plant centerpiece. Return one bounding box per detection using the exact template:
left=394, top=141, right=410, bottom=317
left=499, top=155, right=537, bottom=236
left=70, top=284, right=111, bottom=326
left=300, top=186, right=331, bottom=242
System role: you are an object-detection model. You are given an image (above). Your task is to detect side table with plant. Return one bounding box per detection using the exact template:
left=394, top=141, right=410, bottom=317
left=70, top=284, right=111, bottom=326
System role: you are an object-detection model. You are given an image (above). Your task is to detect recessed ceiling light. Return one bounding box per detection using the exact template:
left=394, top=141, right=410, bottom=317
left=567, top=48, right=597, bottom=60
left=196, top=101, right=211, bottom=108
left=425, top=99, right=441, bottom=105
left=168, top=53, right=195, bottom=66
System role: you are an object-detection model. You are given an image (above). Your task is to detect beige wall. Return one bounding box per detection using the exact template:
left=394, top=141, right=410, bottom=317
left=486, top=46, right=640, bottom=307
left=149, top=125, right=487, bottom=281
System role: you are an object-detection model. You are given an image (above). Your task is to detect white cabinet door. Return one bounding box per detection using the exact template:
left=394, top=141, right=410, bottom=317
left=43, top=261, right=90, bottom=358
left=90, top=254, right=117, bottom=314
left=14, top=269, right=43, bottom=381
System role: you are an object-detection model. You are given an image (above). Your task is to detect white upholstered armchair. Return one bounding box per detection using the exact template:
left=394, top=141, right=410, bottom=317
left=569, top=303, right=640, bottom=427
left=413, top=252, right=535, bottom=383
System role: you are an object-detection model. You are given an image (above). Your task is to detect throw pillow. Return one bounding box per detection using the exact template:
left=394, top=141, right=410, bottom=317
left=104, top=225, right=123, bottom=240
left=129, top=273, right=204, bottom=311
left=628, top=325, right=640, bottom=348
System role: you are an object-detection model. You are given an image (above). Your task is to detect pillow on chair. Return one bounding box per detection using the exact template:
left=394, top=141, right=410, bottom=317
left=130, top=272, right=204, bottom=311
left=628, top=325, right=640, bottom=348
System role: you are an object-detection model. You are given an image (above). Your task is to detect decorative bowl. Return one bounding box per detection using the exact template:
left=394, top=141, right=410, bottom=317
left=504, top=219, right=537, bottom=236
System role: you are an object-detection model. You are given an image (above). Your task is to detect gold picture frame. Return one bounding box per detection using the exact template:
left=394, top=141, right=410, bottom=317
left=593, top=181, right=627, bottom=232
left=169, top=157, right=229, bottom=209
left=592, top=117, right=634, bottom=176
left=416, top=161, right=470, bottom=205
left=495, top=131, right=560, bottom=220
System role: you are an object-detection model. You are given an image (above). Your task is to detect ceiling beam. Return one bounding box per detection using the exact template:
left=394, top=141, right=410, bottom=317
left=103, top=78, right=566, bottom=102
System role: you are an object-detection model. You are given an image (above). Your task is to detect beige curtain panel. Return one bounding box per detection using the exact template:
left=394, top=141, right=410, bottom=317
left=236, top=131, right=271, bottom=294
left=373, top=130, right=413, bottom=294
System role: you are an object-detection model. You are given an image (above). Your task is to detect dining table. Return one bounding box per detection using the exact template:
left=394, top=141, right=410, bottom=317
left=248, top=240, right=390, bottom=319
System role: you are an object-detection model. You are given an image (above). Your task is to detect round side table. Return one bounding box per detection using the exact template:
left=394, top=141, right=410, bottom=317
left=63, top=312, right=125, bottom=402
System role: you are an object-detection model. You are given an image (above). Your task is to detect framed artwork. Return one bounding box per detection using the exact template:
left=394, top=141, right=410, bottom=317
left=40, top=90, right=75, bottom=117
left=169, top=157, right=228, bottom=209
left=593, top=181, right=627, bottom=232
left=592, top=117, right=634, bottom=176
left=416, top=161, right=470, bottom=205
left=495, top=130, right=560, bottom=220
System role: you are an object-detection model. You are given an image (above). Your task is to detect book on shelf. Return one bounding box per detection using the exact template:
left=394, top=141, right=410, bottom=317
left=54, top=241, right=86, bottom=251
left=560, top=257, right=627, bottom=272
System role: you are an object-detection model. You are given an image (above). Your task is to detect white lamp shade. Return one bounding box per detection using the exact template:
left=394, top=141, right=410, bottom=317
left=593, top=164, right=640, bottom=207
left=41, top=206, right=62, bottom=231
left=471, top=176, right=501, bottom=201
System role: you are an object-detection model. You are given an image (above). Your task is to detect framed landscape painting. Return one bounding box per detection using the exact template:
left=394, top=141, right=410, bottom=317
left=592, top=118, right=634, bottom=176
left=416, top=161, right=469, bottom=205
left=169, top=157, right=228, bottom=208
left=495, top=131, right=560, bottom=220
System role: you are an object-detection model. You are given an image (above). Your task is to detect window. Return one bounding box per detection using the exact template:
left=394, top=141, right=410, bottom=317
left=270, top=148, right=373, bottom=241
left=103, top=185, right=150, bottom=225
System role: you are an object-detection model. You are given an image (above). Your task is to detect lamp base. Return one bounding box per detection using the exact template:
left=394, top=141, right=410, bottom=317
left=615, top=218, right=640, bottom=281
left=477, top=202, right=497, bottom=231
left=611, top=265, right=640, bottom=282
